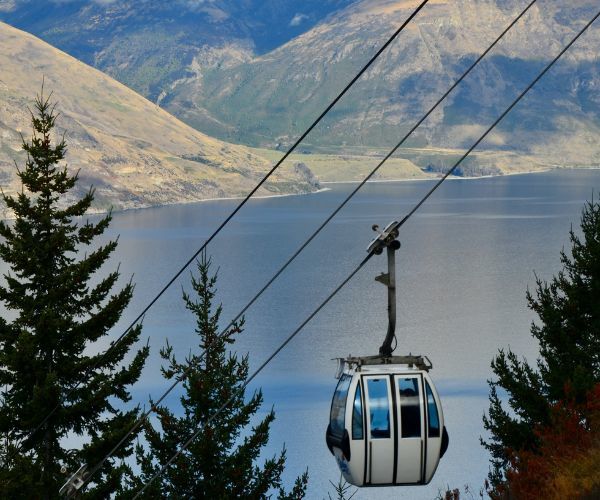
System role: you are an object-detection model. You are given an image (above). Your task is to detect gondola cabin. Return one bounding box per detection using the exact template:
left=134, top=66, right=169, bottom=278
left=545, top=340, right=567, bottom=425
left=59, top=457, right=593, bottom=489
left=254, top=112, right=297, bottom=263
left=326, top=355, right=448, bottom=486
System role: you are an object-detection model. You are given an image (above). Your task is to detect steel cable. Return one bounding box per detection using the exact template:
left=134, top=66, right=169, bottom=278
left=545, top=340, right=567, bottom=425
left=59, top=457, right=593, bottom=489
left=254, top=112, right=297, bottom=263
left=75, top=0, right=537, bottom=492
left=75, top=1, right=542, bottom=492
left=27, top=0, right=432, bottom=465
left=133, top=8, right=600, bottom=495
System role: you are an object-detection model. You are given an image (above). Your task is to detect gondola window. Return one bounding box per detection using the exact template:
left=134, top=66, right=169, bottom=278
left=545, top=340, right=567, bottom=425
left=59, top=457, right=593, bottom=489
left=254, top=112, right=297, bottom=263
left=352, top=384, right=363, bottom=439
left=426, top=380, right=440, bottom=437
left=330, top=374, right=352, bottom=438
left=399, top=377, right=421, bottom=438
left=367, top=378, right=390, bottom=438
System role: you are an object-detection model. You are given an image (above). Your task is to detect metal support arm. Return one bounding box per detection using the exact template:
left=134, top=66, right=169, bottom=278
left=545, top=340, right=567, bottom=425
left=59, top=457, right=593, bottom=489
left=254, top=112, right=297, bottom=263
left=377, top=240, right=400, bottom=357
left=366, top=221, right=401, bottom=357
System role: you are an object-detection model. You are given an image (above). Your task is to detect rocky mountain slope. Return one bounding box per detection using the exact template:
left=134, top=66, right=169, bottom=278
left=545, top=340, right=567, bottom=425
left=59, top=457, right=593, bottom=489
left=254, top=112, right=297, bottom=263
left=0, top=22, right=318, bottom=213
left=162, top=0, right=600, bottom=166
left=0, top=0, right=354, bottom=102
left=3, top=0, right=599, bottom=174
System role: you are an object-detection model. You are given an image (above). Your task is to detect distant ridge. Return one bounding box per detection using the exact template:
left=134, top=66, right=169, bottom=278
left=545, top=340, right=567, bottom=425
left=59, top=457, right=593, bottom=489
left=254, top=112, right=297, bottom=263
left=0, top=0, right=355, bottom=102
left=2, top=1, right=599, bottom=179
left=0, top=22, right=318, bottom=214
left=162, top=0, right=600, bottom=166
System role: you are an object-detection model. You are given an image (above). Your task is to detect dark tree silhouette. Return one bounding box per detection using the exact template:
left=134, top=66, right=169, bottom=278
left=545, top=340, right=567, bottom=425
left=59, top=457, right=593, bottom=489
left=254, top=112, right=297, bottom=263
left=483, top=198, right=600, bottom=491
left=125, top=255, right=307, bottom=498
left=0, top=90, right=148, bottom=497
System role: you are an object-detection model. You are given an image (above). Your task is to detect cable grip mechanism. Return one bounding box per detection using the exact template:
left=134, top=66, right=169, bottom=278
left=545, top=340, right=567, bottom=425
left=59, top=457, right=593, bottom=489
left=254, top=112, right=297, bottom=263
left=59, top=464, right=88, bottom=498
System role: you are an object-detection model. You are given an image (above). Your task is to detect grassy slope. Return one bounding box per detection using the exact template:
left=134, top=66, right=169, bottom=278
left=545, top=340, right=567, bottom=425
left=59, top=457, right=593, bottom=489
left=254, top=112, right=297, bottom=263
left=252, top=145, right=552, bottom=183
left=0, top=22, right=316, bottom=214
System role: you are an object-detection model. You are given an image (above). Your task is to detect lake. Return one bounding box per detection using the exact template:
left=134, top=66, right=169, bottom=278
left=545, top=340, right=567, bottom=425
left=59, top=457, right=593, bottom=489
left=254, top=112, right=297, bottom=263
left=18, top=169, right=600, bottom=498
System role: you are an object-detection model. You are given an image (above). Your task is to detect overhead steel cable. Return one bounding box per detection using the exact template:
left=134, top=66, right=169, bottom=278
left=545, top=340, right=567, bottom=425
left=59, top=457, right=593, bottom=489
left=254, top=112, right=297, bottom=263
left=28, top=0, right=432, bottom=457
left=133, top=9, right=600, bottom=496
left=74, top=1, right=541, bottom=492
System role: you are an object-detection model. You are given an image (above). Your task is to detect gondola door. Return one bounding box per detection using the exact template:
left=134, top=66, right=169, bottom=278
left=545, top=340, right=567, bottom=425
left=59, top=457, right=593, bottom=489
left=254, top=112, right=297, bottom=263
left=395, top=375, right=425, bottom=484
left=363, top=375, right=394, bottom=484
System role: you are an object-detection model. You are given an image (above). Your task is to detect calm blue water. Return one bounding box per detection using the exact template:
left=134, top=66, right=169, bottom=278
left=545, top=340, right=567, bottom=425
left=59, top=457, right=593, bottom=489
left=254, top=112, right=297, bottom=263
left=13, top=169, right=600, bottom=498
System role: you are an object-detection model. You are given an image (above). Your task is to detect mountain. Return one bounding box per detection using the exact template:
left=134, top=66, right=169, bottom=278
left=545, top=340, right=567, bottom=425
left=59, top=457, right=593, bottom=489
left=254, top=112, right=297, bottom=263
left=0, top=0, right=355, bottom=102
left=3, top=0, right=599, bottom=172
left=160, top=0, right=600, bottom=166
left=0, top=21, right=318, bottom=214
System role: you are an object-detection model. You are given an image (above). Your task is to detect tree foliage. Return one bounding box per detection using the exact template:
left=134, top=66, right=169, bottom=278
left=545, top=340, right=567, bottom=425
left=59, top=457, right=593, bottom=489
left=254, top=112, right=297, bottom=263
left=490, top=383, right=600, bottom=499
left=328, top=474, right=357, bottom=500
left=483, top=198, right=600, bottom=490
left=0, top=90, right=148, bottom=497
left=125, top=255, right=307, bottom=498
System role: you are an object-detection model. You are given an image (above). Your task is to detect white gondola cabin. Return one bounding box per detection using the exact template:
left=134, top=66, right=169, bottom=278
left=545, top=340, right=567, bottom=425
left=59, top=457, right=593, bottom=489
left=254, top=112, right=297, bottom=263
left=325, top=220, right=448, bottom=486
left=326, top=355, right=448, bottom=486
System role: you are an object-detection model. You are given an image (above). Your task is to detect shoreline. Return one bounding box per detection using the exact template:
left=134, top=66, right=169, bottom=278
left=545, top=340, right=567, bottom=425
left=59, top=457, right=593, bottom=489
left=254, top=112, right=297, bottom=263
left=76, top=166, right=600, bottom=216
left=319, top=167, right=558, bottom=185
left=4, top=166, right=599, bottom=220
left=103, top=186, right=333, bottom=215
left=106, top=165, right=598, bottom=216
left=182, top=186, right=332, bottom=203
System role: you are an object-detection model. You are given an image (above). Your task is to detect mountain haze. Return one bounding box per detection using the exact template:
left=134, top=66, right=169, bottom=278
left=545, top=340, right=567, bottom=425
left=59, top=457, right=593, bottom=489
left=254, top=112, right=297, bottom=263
left=0, top=21, right=318, bottom=213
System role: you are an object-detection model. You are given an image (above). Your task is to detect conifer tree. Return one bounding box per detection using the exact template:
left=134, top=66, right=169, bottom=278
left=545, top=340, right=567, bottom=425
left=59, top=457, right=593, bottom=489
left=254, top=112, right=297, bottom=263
left=328, top=475, right=357, bottom=500
left=482, top=198, right=600, bottom=489
left=0, top=90, right=149, bottom=497
left=497, top=383, right=600, bottom=499
left=125, top=255, right=308, bottom=498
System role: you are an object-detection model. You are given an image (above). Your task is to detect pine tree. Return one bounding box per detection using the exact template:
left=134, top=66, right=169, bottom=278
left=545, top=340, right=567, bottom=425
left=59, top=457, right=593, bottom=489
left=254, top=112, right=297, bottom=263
left=482, top=198, right=600, bottom=489
left=328, top=474, right=357, bottom=500
left=0, top=90, right=149, bottom=497
left=125, top=255, right=308, bottom=498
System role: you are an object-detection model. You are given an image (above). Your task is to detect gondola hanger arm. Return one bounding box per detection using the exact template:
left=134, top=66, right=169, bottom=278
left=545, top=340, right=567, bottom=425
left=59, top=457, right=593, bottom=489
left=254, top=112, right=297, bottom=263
left=367, top=221, right=401, bottom=357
